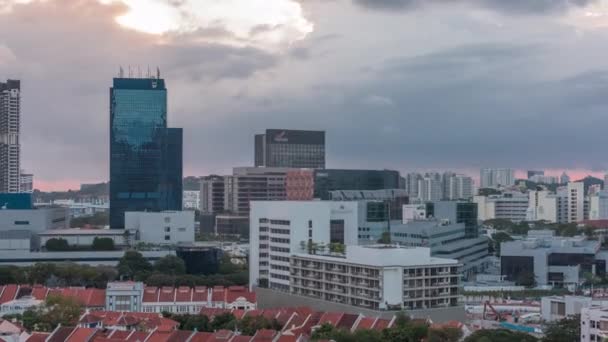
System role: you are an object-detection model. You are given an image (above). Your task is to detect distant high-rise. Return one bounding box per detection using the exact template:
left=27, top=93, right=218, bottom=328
left=19, top=170, right=33, bottom=193
left=480, top=168, right=515, bottom=188
left=561, top=172, right=571, bottom=185
left=254, top=129, right=325, bottom=169
left=0, top=80, right=21, bottom=193
left=527, top=170, right=544, bottom=179
left=109, top=76, right=183, bottom=228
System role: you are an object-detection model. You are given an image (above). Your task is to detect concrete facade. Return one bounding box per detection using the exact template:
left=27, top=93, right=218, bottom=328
left=125, top=211, right=195, bottom=245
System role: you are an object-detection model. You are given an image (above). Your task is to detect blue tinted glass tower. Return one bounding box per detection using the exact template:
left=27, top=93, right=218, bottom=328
left=110, top=77, right=182, bottom=228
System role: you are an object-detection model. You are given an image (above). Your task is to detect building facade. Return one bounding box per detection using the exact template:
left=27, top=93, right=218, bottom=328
left=581, top=307, right=608, bottom=342
left=479, top=168, right=515, bottom=189
left=109, top=77, right=183, bottom=228
left=0, top=80, right=20, bottom=193
left=0, top=207, right=69, bottom=232
left=254, top=129, right=325, bottom=169
left=124, top=211, right=195, bottom=245
left=249, top=201, right=360, bottom=291
left=568, top=182, right=585, bottom=223
left=182, top=190, right=200, bottom=210
left=200, top=175, right=226, bottom=214
left=290, top=245, right=460, bottom=311
left=19, top=170, right=33, bottom=193
left=314, top=169, right=401, bottom=200
left=590, top=191, right=608, bottom=220
left=474, top=192, right=529, bottom=222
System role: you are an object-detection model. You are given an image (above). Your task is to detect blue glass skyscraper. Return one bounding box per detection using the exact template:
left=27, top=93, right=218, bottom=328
left=109, top=77, right=182, bottom=228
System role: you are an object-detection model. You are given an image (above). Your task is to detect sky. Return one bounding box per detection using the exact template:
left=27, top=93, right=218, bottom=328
left=2, top=0, right=608, bottom=191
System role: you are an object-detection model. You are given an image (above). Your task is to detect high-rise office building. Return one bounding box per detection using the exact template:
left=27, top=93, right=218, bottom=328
left=0, top=80, right=21, bottom=193
left=527, top=170, right=544, bottom=179
left=109, top=76, right=183, bottom=228
left=560, top=172, right=570, bottom=185
left=254, top=129, right=325, bottom=169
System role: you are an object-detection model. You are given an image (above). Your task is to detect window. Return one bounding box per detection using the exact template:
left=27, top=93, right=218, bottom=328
left=164, top=227, right=171, bottom=232
left=164, top=235, right=171, bottom=241
left=178, top=228, right=186, bottom=232
left=308, top=220, right=313, bottom=228
left=164, top=217, right=171, bottom=223
left=330, top=220, right=345, bottom=244
left=14, top=221, right=29, bottom=225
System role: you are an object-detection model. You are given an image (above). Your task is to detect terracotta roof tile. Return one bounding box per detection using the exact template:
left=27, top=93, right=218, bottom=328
left=189, top=332, right=213, bottom=342
left=0, top=284, right=18, bottom=304
left=66, top=327, right=97, bottom=342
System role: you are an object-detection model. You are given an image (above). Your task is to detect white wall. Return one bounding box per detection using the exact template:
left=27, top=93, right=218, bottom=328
left=249, top=201, right=359, bottom=289
left=0, top=208, right=69, bottom=232
left=125, top=211, right=195, bottom=245
left=381, top=267, right=403, bottom=309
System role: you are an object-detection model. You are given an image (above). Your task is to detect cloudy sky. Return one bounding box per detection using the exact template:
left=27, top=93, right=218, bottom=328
left=2, top=0, right=608, bottom=190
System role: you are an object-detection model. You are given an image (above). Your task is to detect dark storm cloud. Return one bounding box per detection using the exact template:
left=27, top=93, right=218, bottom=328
left=353, top=0, right=597, bottom=14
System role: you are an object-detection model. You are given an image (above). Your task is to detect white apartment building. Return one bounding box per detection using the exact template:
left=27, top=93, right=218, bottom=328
left=447, top=174, right=474, bottom=200
left=581, top=307, right=608, bottom=342
left=474, top=192, right=529, bottom=222
left=0, top=80, right=20, bottom=193
left=480, top=168, right=515, bottom=189
left=541, top=295, right=591, bottom=322
left=249, top=201, right=359, bottom=292
left=290, top=245, right=460, bottom=311
left=527, top=190, right=559, bottom=223
left=125, top=211, right=195, bottom=245
left=418, top=176, right=442, bottom=202
left=568, top=182, right=585, bottom=223
left=590, top=191, right=608, bottom=220
left=182, top=190, right=200, bottom=210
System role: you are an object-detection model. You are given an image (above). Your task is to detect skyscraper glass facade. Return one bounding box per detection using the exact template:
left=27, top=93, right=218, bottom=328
left=254, top=129, right=325, bottom=168
left=314, top=169, right=400, bottom=200
left=110, top=78, right=182, bottom=228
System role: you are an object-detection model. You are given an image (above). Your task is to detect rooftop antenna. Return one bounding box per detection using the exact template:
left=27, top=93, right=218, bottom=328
left=147, top=65, right=151, bottom=78
left=157, top=67, right=161, bottom=80
left=119, top=66, right=124, bottom=78
left=128, top=65, right=132, bottom=78
left=138, top=66, right=142, bottom=78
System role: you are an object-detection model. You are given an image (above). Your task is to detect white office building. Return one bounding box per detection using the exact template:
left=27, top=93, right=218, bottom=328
left=0, top=207, right=69, bottom=232
left=474, top=192, right=529, bottom=222
left=480, top=168, right=515, bottom=189
left=125, top=211, right=195, bottom=245
left=249, top=201, right=359, bottom=292
left=541, top=295, right=591, bottom=322
left=590, top=191, right=608, bottom=220
left=290, top=245, right=460, bottom=311
left=568, top=182, right=585, bottom=223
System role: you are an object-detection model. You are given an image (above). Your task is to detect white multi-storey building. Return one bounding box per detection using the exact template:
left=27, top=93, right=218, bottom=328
left=125, top=211, right=195, bottom=245
left=447, top=174, right=474, bottom=200
left=480, top=168, right=515, bottom=189
left=418, top=176, right=442, bottom=202
left=19, top=170, right=33, bottom=193
left=290, top=245, right=460, bottom=311
left=527, top=190, right=559, bottom=223
left=590, top=191, right=608, bottom=220
left=0, top=80, right=20, bottom=193
left=581, top=307, right=608, bottom=342
left=568, top=182, right=585, bottom=223
left=474, top=192, right=529, bottom=222
left=249, top=201, right=359, bottom=292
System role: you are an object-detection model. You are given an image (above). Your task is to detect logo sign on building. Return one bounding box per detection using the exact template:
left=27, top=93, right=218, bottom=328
left=274, top=131, right=288, bottom=143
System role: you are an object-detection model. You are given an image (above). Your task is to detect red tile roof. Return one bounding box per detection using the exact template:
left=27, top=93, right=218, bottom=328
left=373, top=318, right=391, bottom=330
left=30, top=285, right=49, bottom=300
left=208, top=330, right=233, bottom=342
left=158, top=287, right=175, bottom=302
left=126, top=331, right=150, bottom=341
left=144, top=287, right=159, bottom=303
left=26, top=332, right=50, bottom=342
left=175, top=287, right=192, bottom=302
left=166, top=330, right=195, bottom=342
left=354, top=317, right=376, bottom=331
left=189, top=332, right=213, bottom=342
left=230, top=336, right=252, bottom=342
left=66, top=327, right=97, bottom=342
left=225, top=287, right=256, bottom=304
left=48, top=327, right=76, bottom=342
left=0, top=284, right=18, bottom=304
left=192, top=287, right=208, bottom=302
left=211, top=287, right=226, bottom=302
left=251, top=329, right=276, bottom=341
left=318, top=312, right=344, bottom=326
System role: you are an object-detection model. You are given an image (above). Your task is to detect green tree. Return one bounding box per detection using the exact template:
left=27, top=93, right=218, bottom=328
left=311, top=323, right=337, bottom=340
left=117, top=250, right=152, bottom=279
left=23, top=295, right=82, bottom=332
left=154, top=255, right=186, bottom=275
left=491, top=231, right=513, bottom=256
left=210, top=312, right=237, bottom=331
left=45, top=238, right=70, bottom=251
left=542, top=315, right=580, bottom=342
left=92, top=237, right=115, bottom=251
left=464, top=329, right=538, bottom=342
left=516, top=271, right=537, bottom=287
left=427, top=327, right=463, bottom=342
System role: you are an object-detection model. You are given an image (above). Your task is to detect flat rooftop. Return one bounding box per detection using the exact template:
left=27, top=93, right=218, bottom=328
left=39, top=229, right=125, bottom=236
